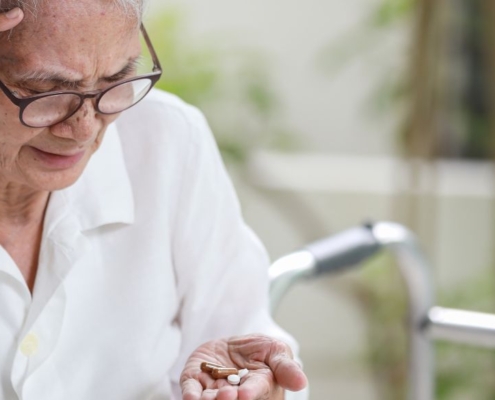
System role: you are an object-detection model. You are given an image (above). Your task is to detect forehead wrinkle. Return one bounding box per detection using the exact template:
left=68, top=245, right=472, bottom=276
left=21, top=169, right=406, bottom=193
left=7, top=63, right=84, bottom=87
left=13, top=69, right=75, bottom=84
left=9, top=55, right=143, bottom=89
left=0, top=12, right=143, bottom=86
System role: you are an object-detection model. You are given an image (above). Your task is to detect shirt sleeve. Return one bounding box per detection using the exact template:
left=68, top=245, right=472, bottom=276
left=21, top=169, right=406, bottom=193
left=168, top=105, right=308, bottom=400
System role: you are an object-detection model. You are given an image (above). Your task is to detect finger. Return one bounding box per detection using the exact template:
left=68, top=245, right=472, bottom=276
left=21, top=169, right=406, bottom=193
left=261, top=340, right=307, bottom=392
left=237, top=372, right=272, bottom=400
left=217, top=384, right=238, bottom=400
left=227, top=334, right=308, bottom=392
left=0, top=7, right=24, bottom=31
left=200, top=388, right=219, bottom=400
left=182, top=378, right=203, bottom=400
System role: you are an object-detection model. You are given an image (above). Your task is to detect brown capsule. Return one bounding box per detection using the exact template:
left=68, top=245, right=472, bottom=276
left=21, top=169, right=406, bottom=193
left=200, top=362, right=227, bottom=373
left=211, top=367, right=239, bottom=379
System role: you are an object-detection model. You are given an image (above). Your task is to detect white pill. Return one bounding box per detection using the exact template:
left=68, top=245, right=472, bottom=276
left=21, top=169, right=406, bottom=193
left=238, top=368, right=249, bottom=378
left=227, top=374, right=240, bottom=385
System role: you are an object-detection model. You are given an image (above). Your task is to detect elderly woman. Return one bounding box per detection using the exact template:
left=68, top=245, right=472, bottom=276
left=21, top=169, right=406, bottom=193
left=0, top=2, right=308, bottom=400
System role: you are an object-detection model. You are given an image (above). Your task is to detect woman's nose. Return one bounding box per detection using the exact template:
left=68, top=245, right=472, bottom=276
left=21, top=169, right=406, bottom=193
left=49, top=99, right=101, bottom=142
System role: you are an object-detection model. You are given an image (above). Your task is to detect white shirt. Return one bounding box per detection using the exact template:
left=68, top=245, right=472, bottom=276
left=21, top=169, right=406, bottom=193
left=0, top=89, right=308, bottom=400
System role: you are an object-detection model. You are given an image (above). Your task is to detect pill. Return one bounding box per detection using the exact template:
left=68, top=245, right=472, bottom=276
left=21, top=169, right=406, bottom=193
left=200, top=362, right=227, bottom=373
left=211, top=367, right=239, bottom=379
left=238, top=368, right=249, bottom=378
left=227, top=374, right=241, bottom=385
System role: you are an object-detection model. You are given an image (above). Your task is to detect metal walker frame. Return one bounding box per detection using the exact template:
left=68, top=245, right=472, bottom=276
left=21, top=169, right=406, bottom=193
left=269, top=221, right=495, bottom=400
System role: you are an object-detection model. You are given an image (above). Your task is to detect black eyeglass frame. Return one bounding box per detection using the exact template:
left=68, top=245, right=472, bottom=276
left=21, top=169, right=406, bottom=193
left=0, top=24, right=162, bottom=128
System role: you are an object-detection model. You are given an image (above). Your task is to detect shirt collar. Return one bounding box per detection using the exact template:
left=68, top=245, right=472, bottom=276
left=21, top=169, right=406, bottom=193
left=47, top=122, right=135, bottom=233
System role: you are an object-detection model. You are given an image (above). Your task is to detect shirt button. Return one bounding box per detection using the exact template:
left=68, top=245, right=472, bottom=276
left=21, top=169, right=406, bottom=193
left=20, top=333, right=39, bottom=357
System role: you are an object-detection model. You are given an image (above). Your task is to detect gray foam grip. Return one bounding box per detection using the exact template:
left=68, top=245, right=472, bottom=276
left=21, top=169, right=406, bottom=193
left=304, top=224, right=380, bottom=275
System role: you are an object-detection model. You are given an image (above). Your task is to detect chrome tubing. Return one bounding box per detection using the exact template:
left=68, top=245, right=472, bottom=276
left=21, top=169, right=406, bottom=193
left=269, top=250, right=316, bottom=314
left=371, top=222, right=435, bottom=400
left=428, top=307, right=495, bottom=348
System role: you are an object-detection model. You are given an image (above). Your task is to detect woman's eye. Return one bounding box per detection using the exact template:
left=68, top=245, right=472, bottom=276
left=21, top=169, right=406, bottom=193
left=27, top=89, right=43, bottom=95
left=14, top=87, right=44, bottom=96
left=13, top=83, right=62, bottom=96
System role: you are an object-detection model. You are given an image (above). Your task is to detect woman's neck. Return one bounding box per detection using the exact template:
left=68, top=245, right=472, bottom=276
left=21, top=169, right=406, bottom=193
left=0, top=181, right=49, bottom=227
left=0, top=181, right=49, bottom=292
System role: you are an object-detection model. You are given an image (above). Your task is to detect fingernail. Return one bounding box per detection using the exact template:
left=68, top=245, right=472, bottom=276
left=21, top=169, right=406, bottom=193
left=5, top=8, right=21, bottom=19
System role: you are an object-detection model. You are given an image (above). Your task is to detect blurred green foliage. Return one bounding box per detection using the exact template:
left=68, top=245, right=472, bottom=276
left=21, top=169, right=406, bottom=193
left=371, top=0, right=414, bottom=28
left=147, top=8, right=220, bottom=107
left=146, top=7, right=298, bottom=164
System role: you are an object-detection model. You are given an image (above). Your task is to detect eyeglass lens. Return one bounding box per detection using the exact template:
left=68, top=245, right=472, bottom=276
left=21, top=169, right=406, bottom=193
left=98, top=78, right=153, bottom=114
left=23, top=93, right=81, bottom=128
left=22, top=78, right=154, bottom=128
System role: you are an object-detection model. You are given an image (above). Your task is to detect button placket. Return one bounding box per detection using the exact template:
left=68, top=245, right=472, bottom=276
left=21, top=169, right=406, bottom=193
left=30, top=286, right=67, bottom=367
left=11, top=210, right=89, bottom=397
left=11, top=284, right=68, bottom=398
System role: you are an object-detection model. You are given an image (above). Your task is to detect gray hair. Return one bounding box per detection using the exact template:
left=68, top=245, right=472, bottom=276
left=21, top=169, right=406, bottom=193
left=1, top=0, right=148, bottom=19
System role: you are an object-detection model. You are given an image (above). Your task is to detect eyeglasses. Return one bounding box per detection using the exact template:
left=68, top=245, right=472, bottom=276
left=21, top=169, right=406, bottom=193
left=0, top=24, right=162, bottom=128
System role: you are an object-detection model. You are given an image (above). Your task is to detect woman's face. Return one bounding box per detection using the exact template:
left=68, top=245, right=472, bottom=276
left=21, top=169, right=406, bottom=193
left=0, top=1, right=141, bottom=192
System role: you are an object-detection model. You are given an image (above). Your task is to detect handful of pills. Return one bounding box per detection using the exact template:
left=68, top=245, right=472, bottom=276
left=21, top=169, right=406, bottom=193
left=200, top=362, right=249, bottom=386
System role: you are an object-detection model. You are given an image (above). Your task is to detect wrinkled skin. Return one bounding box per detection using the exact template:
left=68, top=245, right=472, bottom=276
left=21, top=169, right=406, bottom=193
left=0, top=2, right=140, bottom=192
left=181, top=334, right=307, bottom=400
left=0, top=7, right=23, bottom=31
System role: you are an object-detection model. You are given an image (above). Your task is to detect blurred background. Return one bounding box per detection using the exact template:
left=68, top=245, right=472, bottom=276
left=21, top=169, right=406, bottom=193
left=147, top=0, right=495, bottom=398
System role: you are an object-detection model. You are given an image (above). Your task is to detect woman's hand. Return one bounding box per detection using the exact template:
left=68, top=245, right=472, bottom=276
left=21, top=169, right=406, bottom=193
left=180, top=334, right=308, bottom=400
left=0, top=7, right=23, bottom=31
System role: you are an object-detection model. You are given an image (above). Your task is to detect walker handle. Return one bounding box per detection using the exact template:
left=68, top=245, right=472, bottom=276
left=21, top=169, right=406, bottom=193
left=304, top=223, right=380, bottom=275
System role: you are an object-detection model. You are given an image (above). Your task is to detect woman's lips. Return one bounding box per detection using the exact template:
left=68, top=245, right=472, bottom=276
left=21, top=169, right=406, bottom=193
left=29, top=146, right=86, bottom=169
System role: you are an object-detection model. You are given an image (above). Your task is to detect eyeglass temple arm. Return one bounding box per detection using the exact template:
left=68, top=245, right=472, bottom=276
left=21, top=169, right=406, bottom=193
left=140, top=24, right=162, bottom=72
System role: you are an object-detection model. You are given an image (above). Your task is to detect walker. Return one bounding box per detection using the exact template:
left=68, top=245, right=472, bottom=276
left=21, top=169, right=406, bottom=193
left=269, top=221, right=495, bottom=400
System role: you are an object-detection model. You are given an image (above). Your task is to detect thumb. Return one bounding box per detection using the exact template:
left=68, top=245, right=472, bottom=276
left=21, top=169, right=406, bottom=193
left=0, top=7, right=24, bottom=32
left=268, top=348, right=308, bottom=392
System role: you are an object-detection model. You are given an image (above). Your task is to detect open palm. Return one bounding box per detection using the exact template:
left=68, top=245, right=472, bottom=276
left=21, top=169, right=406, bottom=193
left=180, top=334, right=307, bottom=400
